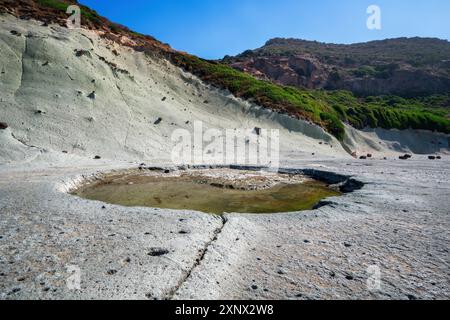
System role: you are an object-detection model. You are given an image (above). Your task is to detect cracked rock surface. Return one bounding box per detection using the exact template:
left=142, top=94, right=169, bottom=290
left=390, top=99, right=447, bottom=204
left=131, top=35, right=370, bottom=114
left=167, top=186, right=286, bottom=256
left=0, top=158, right=449, bottom=300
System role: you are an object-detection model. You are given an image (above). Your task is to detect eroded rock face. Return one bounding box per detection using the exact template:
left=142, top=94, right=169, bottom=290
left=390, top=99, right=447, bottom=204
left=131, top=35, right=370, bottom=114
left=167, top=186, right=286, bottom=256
left=231, top=55, right=327, bottom=89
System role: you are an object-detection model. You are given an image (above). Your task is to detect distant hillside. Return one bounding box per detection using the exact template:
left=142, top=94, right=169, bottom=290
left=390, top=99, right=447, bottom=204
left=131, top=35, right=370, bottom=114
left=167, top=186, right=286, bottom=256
left=223, top=37, right=450, bottom=97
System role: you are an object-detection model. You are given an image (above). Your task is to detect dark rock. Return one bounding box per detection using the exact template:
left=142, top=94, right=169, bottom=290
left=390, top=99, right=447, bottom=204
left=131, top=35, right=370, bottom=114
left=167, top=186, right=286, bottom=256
left=399, top=154, right=411, bottom=160
left=94, top=155, right=101, bottom=159
left=148, top=248, right=169, bottom=257
left=87, top=91, right=96, bottom=99
left=344, top=242, right=352, bottom=247
left=0, top=122, right=8, bottom=130
left=161, top=97, right=167, bottom=101
left=254, top=127, right=262, bottom=135
left=251, top=285, right=258, bottom=290
left=74, top=49, right=91, bottom=58
left=359, top=156, right=367, bottom=160
left=345, top=275, right=354, bottom=280
left=367, top=154, right=373, bottom=158
left=154, top=117, right=162, bottom=125
left=10, top=30, right=21, bottom=36
left=436, top=156, right=442, bottom=159
left=42, top=61, right=49, bottom=66
left=106, top=269, right=117, bottom=275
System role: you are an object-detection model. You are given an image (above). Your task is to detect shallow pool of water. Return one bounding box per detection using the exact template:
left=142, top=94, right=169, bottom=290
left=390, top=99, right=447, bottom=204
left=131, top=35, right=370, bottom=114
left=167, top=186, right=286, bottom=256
left=73, top=171, right=341, bottom=214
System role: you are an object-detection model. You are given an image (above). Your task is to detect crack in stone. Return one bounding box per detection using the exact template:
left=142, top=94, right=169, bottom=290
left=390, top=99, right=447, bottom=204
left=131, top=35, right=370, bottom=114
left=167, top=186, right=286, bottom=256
left=166, top=215, right=228, bottom=300
left=11, top=132, right=40, bottom=150
left=14, top=36, right=27, bottom=97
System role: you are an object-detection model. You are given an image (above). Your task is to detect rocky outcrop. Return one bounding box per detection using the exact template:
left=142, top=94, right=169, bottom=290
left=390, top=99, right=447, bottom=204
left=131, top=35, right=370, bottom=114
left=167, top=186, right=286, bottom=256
left=230, top=55, right=328, bottom=89
left=225, top=37, right=450, bottom=97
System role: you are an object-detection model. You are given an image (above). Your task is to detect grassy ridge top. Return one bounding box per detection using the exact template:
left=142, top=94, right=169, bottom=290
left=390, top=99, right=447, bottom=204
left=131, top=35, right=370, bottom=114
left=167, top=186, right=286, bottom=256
left=5, top=0, right=450, bottom=140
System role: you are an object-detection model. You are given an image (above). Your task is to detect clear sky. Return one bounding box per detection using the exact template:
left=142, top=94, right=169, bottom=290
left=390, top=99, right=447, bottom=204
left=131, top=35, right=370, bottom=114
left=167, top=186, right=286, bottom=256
left=79, top=0, right=450, bottom=59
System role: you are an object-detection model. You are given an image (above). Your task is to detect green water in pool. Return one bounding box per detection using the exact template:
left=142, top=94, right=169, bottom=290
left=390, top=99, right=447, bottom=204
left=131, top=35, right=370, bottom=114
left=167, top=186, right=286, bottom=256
left=73, top=173, right=341, bottom=214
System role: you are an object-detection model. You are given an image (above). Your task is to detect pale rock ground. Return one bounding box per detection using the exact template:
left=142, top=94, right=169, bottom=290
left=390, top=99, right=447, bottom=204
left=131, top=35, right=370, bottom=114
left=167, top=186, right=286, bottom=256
left=0, top=15, right=449, bottom=300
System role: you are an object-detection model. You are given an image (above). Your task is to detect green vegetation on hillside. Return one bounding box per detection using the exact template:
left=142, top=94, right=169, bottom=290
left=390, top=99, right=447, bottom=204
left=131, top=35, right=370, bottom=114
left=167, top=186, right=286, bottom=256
left=242, top=37, right=450, bottom=69
left=171, top=54, right=450, bottom=140
left=37, top=0, right=106, bottom=27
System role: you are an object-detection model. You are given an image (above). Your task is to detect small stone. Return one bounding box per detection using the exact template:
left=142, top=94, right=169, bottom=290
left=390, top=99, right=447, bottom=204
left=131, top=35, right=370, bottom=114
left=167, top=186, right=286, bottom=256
left=161, top=97, right=167, bottom=101
left=251, top=285, right=258, bottom=290
left=0, top=122, right=8, bottom=130
left=344, top=242, right=352, bottom=248
left=87, top=91, right=96, bottom=99
left=148, top=248, right=169, bottom=257
left=106, top=269, right=117, bottom=275
left=345, top=275, right=354, bottom=280
left=154, top=117, right=162, bottom=125
left=94, top=155, right=101, bottom=159
left=75, top=49, right=91, bottom=57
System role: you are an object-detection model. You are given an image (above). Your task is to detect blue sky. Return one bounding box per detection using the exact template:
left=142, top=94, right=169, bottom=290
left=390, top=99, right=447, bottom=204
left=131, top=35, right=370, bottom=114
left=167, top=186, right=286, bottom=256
left=79, top=0, right=450, bottom=59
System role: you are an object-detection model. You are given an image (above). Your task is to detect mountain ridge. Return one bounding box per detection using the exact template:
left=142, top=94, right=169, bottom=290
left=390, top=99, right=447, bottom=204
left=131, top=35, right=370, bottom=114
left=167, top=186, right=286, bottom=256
left=1, top=0, right=449, bottom=141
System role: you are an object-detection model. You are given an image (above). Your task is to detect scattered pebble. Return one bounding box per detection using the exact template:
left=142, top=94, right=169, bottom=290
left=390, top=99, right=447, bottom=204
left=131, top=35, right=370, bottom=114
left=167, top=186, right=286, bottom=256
left=148, top=248, right=169, bottom=257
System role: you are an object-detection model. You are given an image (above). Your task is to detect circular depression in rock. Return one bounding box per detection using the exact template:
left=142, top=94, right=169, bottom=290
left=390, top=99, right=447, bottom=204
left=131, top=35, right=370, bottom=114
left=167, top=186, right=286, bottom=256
left=71, top=168, right=342, bottom=214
